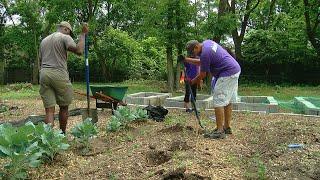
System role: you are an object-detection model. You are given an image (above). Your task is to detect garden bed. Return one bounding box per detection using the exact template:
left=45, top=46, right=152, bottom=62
left=0, top=98, right=319, bottom=179
left=233, top=96, right=279, bottom=113
left=124, top=92, right=171, bottom=106
left=164, top=94, right=213, bottom=109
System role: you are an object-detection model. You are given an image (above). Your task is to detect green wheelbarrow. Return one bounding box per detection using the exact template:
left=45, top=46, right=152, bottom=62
left=89, top=85, right=128, bottom=112
left=75, top=85, right=128, bottom=120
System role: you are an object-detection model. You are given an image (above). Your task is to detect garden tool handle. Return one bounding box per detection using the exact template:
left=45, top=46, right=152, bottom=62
left=85, top=34, right=90, bottom=110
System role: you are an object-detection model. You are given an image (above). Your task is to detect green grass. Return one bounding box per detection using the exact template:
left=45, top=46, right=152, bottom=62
left=1, top=81, right=320, bottom=101
left=239, top=83, right=320, bottom=101
left=0, top=83, right=40, bottom=100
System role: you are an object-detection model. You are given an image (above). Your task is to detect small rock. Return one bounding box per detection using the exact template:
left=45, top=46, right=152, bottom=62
left=155, top=169, right=165, bottom=175
left=149, top=144, right=156, bottom=149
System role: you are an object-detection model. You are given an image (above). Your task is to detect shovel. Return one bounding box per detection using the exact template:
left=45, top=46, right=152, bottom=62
left=178, top=55, right=203, bottom=128
left=81, top=32, right=98, bottom=123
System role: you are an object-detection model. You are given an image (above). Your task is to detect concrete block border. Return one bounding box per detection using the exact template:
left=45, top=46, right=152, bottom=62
left=124, top=92, right=171, bottom=106
left=232, top=96, right=279, bottom=113
left=164, top=94, right=213, bottom=109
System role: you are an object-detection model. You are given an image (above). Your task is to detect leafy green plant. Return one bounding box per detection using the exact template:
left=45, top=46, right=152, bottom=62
left=0, top=122, right=70, bottom=179
left=0, top=104, right=9, bottom=113
left=71, top=118, right=98, bottom=153
left=0, top=123, right=42, bottom=179
left=133, top=107, right=148, bottom=120
left=33, top=123, right=70, bottom=162
left=107, top=116, right=122, bottom=132
left=114, top=106, right=136, bottom=123
left=106, top=107, right=148, bottom=132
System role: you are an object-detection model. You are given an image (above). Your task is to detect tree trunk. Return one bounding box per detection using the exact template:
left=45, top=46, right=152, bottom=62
left=174, top=0, right=183, bottom=90
left=100, top=59, right=108, bottom=82
left=232, top=33, right=243, bottom=60
left=303, top=0, right=320, bottom=57
left=213, top=0, right=230, bottom=43
left=32, top=33, right=39, bottom=85
left=230, top=0, right=260, bottom=61
left=166, top=1, right=175, bottom=92
left=175, top=49, right=182, bottom=90
left=0, top=61, right=4, bottom=85
left=0, top=23, right=4, bottom=85
left=167, top=46, right=174, bottom=92
left=265, top=0, right=276, bottom=29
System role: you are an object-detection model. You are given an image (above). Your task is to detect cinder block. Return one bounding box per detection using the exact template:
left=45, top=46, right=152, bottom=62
left=125, top=92, right=172, bottom=106
left=234, top=96, right=279, bottom=113
left=165, top=94, right=213, bottom=109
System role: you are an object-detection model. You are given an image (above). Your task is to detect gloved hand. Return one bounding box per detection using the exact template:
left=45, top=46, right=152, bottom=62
left=177, top=54, right=185, bottom=62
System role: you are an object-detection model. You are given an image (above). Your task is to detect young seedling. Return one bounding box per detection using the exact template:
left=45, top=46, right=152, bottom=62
left=71, top=118, right=98, bottom=154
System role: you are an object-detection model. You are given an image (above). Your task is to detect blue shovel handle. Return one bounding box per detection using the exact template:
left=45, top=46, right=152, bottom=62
left=85, top=34, right=90, bottom=110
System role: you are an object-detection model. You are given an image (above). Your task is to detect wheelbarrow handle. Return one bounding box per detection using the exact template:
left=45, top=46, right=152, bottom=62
left=95, top=92, right=127, bottom=106
left=74, top=90, right=96, bottom=99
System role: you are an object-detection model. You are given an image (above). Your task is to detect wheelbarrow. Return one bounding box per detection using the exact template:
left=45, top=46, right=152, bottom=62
left=89, top=85, right=128, bottom=111
left=74, top=85, right=128, bottom=118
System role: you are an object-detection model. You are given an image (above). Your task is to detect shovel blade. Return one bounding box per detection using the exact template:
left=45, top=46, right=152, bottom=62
left=81, top=108, right=98, bottom=123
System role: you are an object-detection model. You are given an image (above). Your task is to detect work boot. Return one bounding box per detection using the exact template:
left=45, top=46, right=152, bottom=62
left=205, top=131, right=226, bottom=139
left=212, top=127, right=232, bottom=134
left=224, top=127, right=232, bottom=134
left=204, top=129, right=226, bottom=139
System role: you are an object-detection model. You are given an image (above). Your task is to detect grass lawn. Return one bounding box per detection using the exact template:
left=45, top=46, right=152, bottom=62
left=1, top=80, right=319, bottom=101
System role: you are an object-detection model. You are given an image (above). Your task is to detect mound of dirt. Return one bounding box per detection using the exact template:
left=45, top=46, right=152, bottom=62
left=162, top=166, right=211, bottom=180
left=169, top=139, right=191, bottom=151
left=146, top=150, right=172, bottom=166
left=159, top=123, right=195, bottom=134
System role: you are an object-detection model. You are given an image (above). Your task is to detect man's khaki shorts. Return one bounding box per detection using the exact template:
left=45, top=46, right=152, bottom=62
left=212, top=72, right=240, bottom=108
left=39, top=68, right=73, bottom=108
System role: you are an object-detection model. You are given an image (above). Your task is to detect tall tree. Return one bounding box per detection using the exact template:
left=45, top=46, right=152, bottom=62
left=0, top=4, right=4, bottom=84
left=230, top=0, right=261, bottom=60
left=174, top=0, right=193, bottom=89
left=165, top=0, right=175, bottom=92
left=303, top=0, right=320, bottom=56
left=214, top=0, right=230, bottom=43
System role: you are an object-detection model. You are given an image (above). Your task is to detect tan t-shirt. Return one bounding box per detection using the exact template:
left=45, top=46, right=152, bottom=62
left=40, top=32, right=76, bottom=74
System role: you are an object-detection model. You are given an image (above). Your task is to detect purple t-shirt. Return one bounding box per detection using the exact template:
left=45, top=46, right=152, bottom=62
left=184, top=62, right=198, bottom=80
left=200, top=40, right=241, bottom=79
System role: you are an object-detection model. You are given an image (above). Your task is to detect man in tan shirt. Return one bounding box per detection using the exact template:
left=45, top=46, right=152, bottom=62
left=39, top=21, right=89, bottom=134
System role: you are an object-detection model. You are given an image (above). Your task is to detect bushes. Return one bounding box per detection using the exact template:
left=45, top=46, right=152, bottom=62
left=241, top=30, right=320, bottom=84
left=95, top=27, right=166, bottom=82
